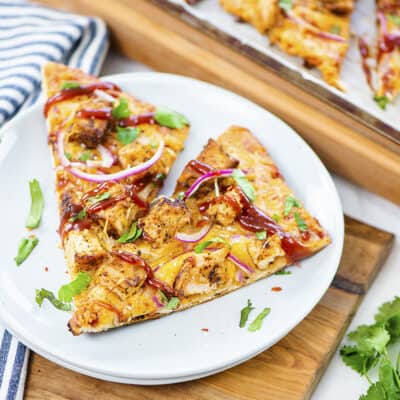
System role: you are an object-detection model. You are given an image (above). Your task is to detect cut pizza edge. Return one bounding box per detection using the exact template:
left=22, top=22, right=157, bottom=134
left=68, top=125, right=330, bottom=335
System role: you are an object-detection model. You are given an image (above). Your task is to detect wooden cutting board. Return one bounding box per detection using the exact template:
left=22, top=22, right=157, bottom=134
left=24, top=216, right=394, bottom=400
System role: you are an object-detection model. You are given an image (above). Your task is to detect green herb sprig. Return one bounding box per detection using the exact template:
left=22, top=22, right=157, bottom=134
left=25, top=179, right=44, bottom=229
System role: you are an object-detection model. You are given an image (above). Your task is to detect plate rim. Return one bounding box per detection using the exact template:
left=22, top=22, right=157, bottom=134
left=0, top=71, right=344, bottom=382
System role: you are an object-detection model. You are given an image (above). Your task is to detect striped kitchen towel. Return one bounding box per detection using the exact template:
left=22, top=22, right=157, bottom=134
left=0, top=1, right=109, bottom=399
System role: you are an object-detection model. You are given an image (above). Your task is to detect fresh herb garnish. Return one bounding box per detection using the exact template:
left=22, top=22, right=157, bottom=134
left=294, top=212, right=307, bottom=231
left=64, top=152, right=72, bottom=160
left=116, top=126, right=139, bottom=145
left=284, top=196, right=301, bottom=216
left=255, top=231, right=267, bottom=240
left=279, top=0, right=293, bottom=11
left=340, top=296, right=400, bottom=399
left=165, top=297, right=180, bottom=310
left=272, top=213, right=281, bottom=223
left=194, top=237, right=226, bottom=254
left=111, top=97, right=130, bottom=119
left=78, top=151, right=91, bottom=162
left=88, top=191, right=110, bottom=204
left=25, top=179, right=44, bottom=229
left=15, top=236, right=39, bottom=266
left=159, top=290, right=168, bottom=304
left=388, top=14, right=400, bottom=26
left=154, top=172, right=166, bottom=184
left=117, top=221, right=142, bottom=243
left=330, top=24, right=341, bottom=34
left=61, top=81, right=80, bottom=90
left=176, top=192, right=185, bottom=200
left=232, top=169, right=255, bottom=202
left=239, top=299, right=255, bottom=328
left=35, top=288, right=72, bottom=311
left=275, top=269, right=292, bottom=275
left=150, top=142, right=158, bottom=149
left=248, top=307, right=271, bottom=332
left=154, top=107, right=189, bottom=129
left=374, top=95, right=389, bottom=110
left=69, top=208, right=86, bottom=223
left=58, top=272, right=91, bottom=302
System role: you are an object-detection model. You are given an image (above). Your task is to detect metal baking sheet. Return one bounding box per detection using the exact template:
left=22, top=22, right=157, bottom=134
left=154, top=0, right=400, bottom=144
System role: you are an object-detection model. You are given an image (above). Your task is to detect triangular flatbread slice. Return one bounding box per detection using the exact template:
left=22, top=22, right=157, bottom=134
left=64, top=123, right=330, bottom=335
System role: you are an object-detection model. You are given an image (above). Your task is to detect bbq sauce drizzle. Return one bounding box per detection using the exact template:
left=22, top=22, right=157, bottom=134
left=44, top=82, right=121, bottom=117
left=188, top=160, right=312, bottom=263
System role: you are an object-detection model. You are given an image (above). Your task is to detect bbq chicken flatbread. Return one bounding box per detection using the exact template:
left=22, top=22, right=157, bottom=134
left=58, top=122, right=330, bottom=335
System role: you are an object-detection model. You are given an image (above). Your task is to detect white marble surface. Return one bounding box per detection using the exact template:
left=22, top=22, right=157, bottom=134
left=101, top=52, right=400, bottom=399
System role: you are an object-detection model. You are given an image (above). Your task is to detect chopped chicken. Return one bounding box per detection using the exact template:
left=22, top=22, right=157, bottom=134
left=247, top=234, right=285, bottom=270
left=68, top=117, right=110, bottom=148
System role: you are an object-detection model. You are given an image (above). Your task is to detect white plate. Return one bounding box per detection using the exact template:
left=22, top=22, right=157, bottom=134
left=0, top=73, right=343, bottom=384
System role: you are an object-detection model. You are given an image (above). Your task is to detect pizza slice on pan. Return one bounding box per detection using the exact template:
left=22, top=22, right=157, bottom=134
left=268, top=0, right=353, bottom=90
left=61, top=122, right=330, bottom=335
left=375, top=0, right=400, bottom=102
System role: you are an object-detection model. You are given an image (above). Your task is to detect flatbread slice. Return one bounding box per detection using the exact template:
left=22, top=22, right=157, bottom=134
left=67, top=125, right=330, bottom=335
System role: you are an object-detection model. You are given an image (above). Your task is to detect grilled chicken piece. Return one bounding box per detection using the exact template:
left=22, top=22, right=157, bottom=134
left=206, top=187, right=243, bottom=226
left=64, top=229, right=107, bottom=272
left=247, top=234, right=286, bottom=270
left=220, top=0, right=279, bottom=33
left=174, top=247, right=230, bottom=296
left=322, top=0, right=354, bottom=13
left=138, top=196, right=191, bottom=247
left=68, top=117, right=110, bottom=149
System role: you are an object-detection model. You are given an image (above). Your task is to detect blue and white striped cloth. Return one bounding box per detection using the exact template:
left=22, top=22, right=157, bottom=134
left=0, top=1, right=109, bottom=398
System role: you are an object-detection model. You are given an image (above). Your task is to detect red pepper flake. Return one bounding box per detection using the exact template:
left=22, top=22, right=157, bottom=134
left=295, top=262, right=302, bottom=268
left=201, top=328, right=209, bottom=332
left=65, top=270, right=69, bottom=274
left=272, top=286, right=282, bottom=292
left=44, top=266, right=49, bottom=272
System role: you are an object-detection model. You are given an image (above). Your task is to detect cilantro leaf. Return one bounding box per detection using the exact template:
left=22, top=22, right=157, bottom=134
left=165, top=297, right=180, bottom=310
left=14, top=236, right=39, bottom=266
left=176, top=191, right=185, bottom=200
left=272, top=213, right=281, bottom=222
left=69, top=208, right=86, bottom=223
left=78, top=151, right=91, bottom=162
left=240, top=299, right=255, bottom=328
left=117, top=221, right=142, bottom=243
left=360, top=382, right=387, bottom=400
left=232, top=169, right=255, bottom=202
left=348, top=324, right=390, bottom=354
left=375, top=297, right=400, bottom=339
left=112, top=97, right=130, bottom=119
left=256, top=231, right=267, bottom=240
left=154, top=107, right=189, bottom=129
left=294, top=212, right=308, bottom=231
left=58, top=272, right=91, bottom=303
left=379, top=357, right=400, bottom=399
left=388, top=14, right=400, bottom=27
left=25, top=179, right=44, bottom=229
left=159, top=290, right=168, bottom=304
left=284, top=196, right=301, bottom=216
left=64, top=152, right=72, bottom=160
left=248, top=307, right=271, bottom=332
left=279, top=0, right=293, bottom=11
left=88, top=191, right=110, bottom=204
left=340, top=345, right=378, bottom=376
left=194, top=237, right=226, bottom=254
left=61, top=81, right=80, bottom=90
left=330, top=24, right=341, bottom=34
left=374, top=95, right=389, bottom=110
left=35, top=288, right=72, bottom=311
left=116, top=126, right=139, bottom=145
left=275, top=269, right=292, bottom=275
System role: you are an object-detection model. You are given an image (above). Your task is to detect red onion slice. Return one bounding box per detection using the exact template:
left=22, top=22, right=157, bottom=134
left=94, top=89, right=117, bottom=103
left=184, top=169, right=236, bottom=199
left=175, top=224, right=212, bottom=243
left=287, top=11, right=346, bottom=42
left=152, top=295, right=164, bottom=308
left=227, top=253, right=254, bottom=274
left=67, top=140, right=164, bottom=183
left=86, top=145, right=115, bottom=168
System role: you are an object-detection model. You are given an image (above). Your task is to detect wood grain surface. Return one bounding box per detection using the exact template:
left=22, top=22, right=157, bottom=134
left=35, top=0, right=400, bottom=205
left=24, top=216, right=394, bottom=400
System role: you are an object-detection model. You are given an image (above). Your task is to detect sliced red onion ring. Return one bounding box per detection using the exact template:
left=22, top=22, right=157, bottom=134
left=67, top=140, right=164, bottom=183
left=184, top=169, right=236, bottom=199
left=175, top=224, right=211, bottom=243
left=152, top=295, right=164, bottom=308
left=378, top=11, right=388, bottom=35
left=86, top=145, right=115, bottom=168
left=287, top=11, right=346, bottom=42
left=227, top=253, right=254, bottom=274
left=56, top=130, right=82, bottom=168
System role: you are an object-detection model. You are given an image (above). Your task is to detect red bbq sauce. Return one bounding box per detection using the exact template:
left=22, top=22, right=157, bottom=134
left=358, top=38, right=373, bottom=88
left=112, top=250, right=176, bottom=297
left=44, top=82, right=121, bottom=117
left=59, top=203, right=91, bottom=241
left=188, top=160, right=214, bottom=175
